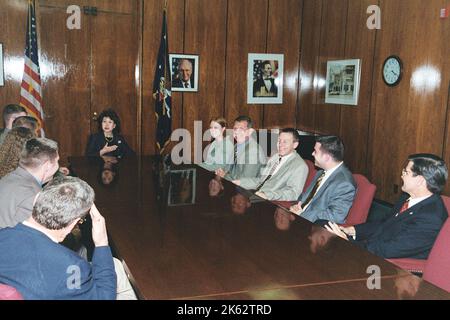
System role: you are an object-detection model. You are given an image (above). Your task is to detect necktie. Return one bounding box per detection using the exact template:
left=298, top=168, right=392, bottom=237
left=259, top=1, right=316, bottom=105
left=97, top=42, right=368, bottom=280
left=233, top=144, right=238, bottom=164
left=184, top=82, right=189, bottom=88
left=398, top=199, right=410, bottom=214
left=301, top=171, right=326, bottom=209
left=255, top=156, right=282, bottom=191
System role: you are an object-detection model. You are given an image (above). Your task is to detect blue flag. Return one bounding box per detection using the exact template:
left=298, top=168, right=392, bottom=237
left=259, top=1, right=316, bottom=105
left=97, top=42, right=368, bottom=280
left=153, top=10, right=172, bottom=154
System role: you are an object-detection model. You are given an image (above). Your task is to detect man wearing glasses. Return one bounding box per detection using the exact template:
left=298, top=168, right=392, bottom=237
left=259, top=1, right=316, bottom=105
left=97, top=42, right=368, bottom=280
left=325, top=153, right=448, bottom=259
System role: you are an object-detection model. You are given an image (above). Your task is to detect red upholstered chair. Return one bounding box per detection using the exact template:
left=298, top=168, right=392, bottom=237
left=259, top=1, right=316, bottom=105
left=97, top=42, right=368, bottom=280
left=344, top=174, right=376, bottom=226
left=422, top=196, right=450, bottom=292
left=303, top=159, right=317, bottom=193
left=0, top=284, right=23, bottom=300
left=387, top=195, right=450, bottom=275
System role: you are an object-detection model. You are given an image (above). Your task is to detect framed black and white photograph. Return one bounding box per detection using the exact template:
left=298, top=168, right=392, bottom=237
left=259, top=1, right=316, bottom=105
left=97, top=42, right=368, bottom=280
left=247, top=53, right=283, bottom=104
left=169, top=54, right=199, bottom=92
left=0, top=44, right=4, bottom=87
left=325, top=59, right=361, bottom=106
left=168, top=169, right=197, bottom=206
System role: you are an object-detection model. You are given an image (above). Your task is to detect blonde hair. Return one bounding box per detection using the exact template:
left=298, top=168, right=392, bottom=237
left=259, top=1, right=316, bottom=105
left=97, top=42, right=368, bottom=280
left=0, top=127, right=36, bottom=178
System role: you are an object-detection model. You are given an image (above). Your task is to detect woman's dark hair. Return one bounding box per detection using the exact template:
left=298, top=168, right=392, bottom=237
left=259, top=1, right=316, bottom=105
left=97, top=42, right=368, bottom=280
left=97, top=167, right=119, bottom=188
left=408, top=153, right=448, bottom=194
left=97, top=108, right=121, bottom=134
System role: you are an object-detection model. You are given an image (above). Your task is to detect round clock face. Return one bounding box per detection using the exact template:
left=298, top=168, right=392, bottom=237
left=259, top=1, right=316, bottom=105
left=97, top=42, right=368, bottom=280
left=383, top=56, right=402, bottom=86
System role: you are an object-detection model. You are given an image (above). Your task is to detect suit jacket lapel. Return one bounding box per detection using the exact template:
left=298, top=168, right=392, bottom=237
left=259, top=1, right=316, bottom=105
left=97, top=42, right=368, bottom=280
left=305, top=165, right=344, bottom=204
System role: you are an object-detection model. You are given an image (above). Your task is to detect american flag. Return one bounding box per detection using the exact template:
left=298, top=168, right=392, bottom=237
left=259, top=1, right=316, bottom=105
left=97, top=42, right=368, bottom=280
left=20, top=0, right=44, bottom=136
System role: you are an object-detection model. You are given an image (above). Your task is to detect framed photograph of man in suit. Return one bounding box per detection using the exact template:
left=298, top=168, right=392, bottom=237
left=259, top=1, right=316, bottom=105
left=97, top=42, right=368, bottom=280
left=247, top=53, right=284, bottom=104
left=169, top=54, right=199, bottom=92
left=0, top=44, right=4, bottom=87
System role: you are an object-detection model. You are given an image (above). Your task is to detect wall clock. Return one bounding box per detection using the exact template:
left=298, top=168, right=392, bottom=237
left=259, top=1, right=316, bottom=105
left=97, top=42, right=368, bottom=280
left=382, top=55, right=403, bottom=86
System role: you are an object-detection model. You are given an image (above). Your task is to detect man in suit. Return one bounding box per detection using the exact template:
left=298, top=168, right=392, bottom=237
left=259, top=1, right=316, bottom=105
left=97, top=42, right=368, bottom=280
left=0, top=104, right=27, bottom=145
left=0, top=138, right=60, bottom=229
left=172, top=58, right=194, bottom=89
left=290, top=135, right=356, bottom=224
left=325, top=153, right=448, bottom=259
left=0, top=176, right=135, bottom=299
left=253, top=61, right=278, bottom=97
left=215, top=116, right=266, bottom=180
left=233, top=128, right=308, bottom=201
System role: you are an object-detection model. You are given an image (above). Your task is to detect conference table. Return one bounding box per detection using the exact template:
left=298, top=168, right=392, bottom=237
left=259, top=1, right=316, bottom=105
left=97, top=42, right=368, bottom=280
left=69, top=156, right=449, bottom=300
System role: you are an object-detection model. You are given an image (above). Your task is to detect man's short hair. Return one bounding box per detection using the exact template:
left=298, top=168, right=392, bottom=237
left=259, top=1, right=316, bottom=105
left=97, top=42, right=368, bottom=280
left=12, top=116, right=38, bottom=131
left=19, top=138, right=59, bottom=169
left=408, top=153, right=448, bottom=194
left=32, top=176, right=95, bottom=230
left=234, top=115, right=253, bottom=129
left=2, top=104, right=26, bottom=124
left=280, top=128, right=300, bottom=143
left=315, top=135, right=344, bottom=162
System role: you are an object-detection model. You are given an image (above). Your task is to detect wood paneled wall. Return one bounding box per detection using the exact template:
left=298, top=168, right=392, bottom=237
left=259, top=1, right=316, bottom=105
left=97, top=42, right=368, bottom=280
left=367, top=0, right=450, bottom=202
left=1, top=0, right=450, bottom=202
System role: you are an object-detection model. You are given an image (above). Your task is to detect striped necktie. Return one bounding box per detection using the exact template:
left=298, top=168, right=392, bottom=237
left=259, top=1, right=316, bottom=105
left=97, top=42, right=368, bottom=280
left=301, top=171, right=326, bottom=209
left=255, top=156, right=282, bottom=191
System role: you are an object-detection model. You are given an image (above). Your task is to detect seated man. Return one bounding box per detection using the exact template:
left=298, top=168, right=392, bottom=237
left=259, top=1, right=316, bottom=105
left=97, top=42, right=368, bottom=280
left=233, top=128, right=308, bottom=201
left=0, top=104, right=27, bottom=145
left=325, top=153, right=448, bottom=260
left=290, top=135, right=356, bottom=224
left=215, top=116, right=266, bottom=180
left=0, top=138, right=61, bottom=229
left=12, top=115, right=39, bottom=134
left=0, top=176, right=136, bottom=299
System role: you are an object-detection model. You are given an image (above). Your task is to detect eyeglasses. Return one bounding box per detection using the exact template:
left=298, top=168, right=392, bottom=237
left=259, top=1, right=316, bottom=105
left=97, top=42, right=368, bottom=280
left=78, top=217, right=86, bottom=225
left=401, top=168, right=417, bottom=177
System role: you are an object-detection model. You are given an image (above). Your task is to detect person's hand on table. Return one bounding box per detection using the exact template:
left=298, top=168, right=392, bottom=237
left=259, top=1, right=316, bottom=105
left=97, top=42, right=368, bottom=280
left=324, top=222, right=355, bottom=241
left=215, top=168, right=226, bottom=178
left=289, top=201, right=303, bottom=215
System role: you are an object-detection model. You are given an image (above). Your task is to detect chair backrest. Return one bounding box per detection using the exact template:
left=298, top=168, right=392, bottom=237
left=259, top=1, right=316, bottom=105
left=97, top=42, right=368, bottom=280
left=303, top=159, right=317, bottom=193
left=0, top=284, right=23, bottom=300
left=440, top=195, right=450, bottom=217
left=344, top=174, right=376, bottom=225
left=423, top=218, right=450, bottom=293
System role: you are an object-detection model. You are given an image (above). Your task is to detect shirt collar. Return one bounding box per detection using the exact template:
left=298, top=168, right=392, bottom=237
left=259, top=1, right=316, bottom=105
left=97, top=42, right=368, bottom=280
left=407, top=194, right=433, bottom=208
left=22, top=221, right=59, bottom=243
left=324, top=161, right=343, bottom=177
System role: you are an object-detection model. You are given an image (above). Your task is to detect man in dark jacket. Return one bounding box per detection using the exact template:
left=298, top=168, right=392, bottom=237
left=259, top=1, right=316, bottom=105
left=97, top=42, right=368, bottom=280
left=325, top=153, right=448, bottom=259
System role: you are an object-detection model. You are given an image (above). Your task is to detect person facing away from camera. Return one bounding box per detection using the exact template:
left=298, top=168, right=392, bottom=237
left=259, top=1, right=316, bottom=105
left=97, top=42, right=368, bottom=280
left=0, top=176, right=137, bottom=299
left=0, top=104, right=27, bottom=145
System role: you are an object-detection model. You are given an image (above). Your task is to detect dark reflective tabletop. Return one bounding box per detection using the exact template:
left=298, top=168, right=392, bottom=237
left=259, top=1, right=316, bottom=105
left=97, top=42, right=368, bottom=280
left=69, top=156, right=450, bottom=300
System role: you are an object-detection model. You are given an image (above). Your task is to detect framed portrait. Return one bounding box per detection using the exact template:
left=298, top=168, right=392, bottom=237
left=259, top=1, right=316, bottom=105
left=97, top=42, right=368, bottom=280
left=247, top=53, right=284, bottom=104
left=0, top=43, right=4, bottom=87
left=325, top=59, right=361, bottom=106
left=167, top=168, right=197, bottom=206
left=169, top=54, right=199, bottom=92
